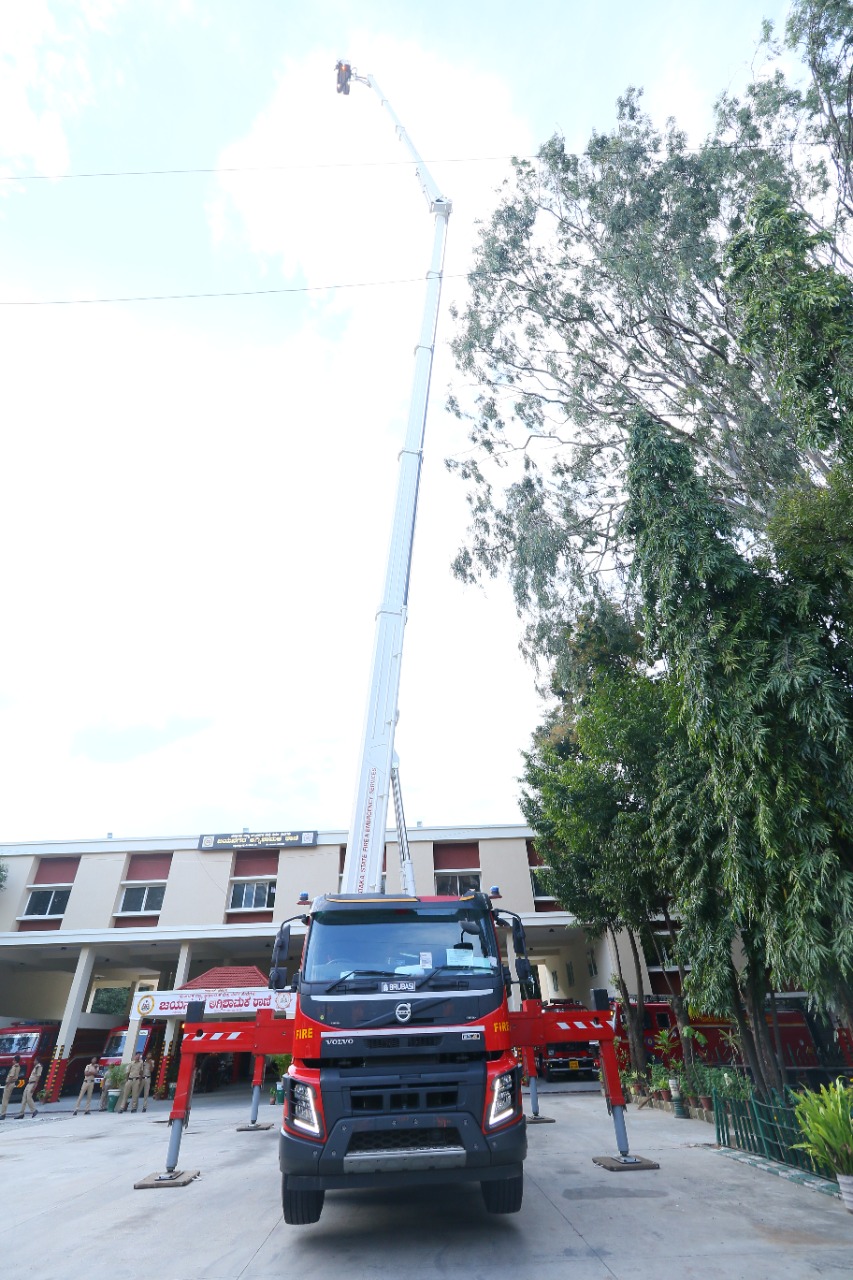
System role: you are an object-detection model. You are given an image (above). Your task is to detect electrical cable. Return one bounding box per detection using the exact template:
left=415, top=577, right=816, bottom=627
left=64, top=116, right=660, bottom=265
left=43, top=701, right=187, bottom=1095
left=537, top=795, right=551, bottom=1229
left=0, top=156, right=532, bottom=182
left=0, top=273, right=467, bottom=306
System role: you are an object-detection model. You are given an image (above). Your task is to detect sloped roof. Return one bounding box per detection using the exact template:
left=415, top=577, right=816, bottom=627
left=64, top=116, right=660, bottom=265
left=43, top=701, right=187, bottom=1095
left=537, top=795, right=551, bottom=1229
left=180, top=965, right=268, bottom=990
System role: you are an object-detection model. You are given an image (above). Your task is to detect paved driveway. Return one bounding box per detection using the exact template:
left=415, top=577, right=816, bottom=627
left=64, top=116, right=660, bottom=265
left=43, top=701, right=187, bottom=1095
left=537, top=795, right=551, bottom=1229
left=1, top=1089, right=850, bottom=1279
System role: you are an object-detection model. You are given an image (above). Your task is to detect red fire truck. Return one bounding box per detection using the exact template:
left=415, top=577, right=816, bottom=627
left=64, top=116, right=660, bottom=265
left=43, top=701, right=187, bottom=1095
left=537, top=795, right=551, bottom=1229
left=0, top=1023, right=57, bottom=1101
left=0, top=1022, right=106, bottom=1098
left=99, top=1021, right=159, bottom=1070
left=614, top=999, right=853, bottom=1080
left=533, top=1000, right=601, bottom=1080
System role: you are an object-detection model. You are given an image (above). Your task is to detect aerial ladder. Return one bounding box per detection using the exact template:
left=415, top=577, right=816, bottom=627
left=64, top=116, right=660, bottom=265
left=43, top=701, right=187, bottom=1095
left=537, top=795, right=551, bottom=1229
left=337, top=63, right=450, bottom=899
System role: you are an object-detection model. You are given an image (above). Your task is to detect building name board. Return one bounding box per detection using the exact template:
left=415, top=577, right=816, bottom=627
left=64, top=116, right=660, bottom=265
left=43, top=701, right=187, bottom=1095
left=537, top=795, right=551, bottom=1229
left=132, top=987, right=294, bottom=1019
left=198, top=830, right=318, bottom=851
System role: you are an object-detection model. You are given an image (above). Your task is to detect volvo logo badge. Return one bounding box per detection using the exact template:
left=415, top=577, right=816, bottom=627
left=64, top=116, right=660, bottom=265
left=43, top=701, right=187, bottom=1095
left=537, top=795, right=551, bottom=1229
left=395, top=1002, right=412, bottom=1024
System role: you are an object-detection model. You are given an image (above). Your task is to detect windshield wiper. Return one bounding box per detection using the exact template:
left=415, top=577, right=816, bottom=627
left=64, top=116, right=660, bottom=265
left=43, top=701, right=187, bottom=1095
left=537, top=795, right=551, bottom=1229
left=414, top=964, right=482, bottom=989
left=322, top=969, right=401, bottom=994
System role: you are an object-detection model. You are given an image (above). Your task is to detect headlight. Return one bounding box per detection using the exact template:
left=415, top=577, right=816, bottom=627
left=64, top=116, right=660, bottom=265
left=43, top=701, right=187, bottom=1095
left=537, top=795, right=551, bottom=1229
left=290, top=1080, right=320, bottom=1135
left=488, top=1070, right=517, bottom=1127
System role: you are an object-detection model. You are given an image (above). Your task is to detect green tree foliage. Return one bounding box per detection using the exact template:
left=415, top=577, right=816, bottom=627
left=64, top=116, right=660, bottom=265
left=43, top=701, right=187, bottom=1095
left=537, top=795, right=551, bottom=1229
left=90, top=986, right=131, bottom=1017
left=520, top=603, right=676, bottom=1070
left=448, top=89, right=817, bottom=659
left=624, top=416, right=853, bottom=1028
left=726, top=186, right=853, bottom=460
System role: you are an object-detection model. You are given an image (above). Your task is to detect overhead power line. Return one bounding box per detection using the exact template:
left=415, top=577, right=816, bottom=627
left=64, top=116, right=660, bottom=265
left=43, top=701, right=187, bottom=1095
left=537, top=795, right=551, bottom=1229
left=0, top=155, right=530, bottom=182
left=0, top=273, right=467, bottom=306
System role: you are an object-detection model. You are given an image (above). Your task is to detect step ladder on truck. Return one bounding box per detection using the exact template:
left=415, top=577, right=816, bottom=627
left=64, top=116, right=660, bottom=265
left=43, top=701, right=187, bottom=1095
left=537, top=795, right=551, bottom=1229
left=164, top=63, right=632, bottom=1224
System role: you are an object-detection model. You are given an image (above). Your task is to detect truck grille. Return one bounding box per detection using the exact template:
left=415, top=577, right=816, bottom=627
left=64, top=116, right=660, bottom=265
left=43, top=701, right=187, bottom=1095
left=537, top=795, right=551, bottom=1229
left=350, top=1085, right=459, bottom=1112
left=347, top=1126, right=462, bottom=1154
left=365, top=1035, right=440, bottom=1050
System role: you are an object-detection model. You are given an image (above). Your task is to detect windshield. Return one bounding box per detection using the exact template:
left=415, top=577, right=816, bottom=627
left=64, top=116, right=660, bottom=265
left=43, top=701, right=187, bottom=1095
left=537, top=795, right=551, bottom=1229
left=0, top=1032, right=39, bottom=1055
left=103, top=1033, right=126, bottom=1058
left=303, top=906, right=498, bottom=983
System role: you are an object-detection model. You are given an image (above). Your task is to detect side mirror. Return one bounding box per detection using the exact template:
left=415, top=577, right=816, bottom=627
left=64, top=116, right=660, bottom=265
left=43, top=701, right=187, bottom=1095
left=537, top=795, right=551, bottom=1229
left=515, top=956, right=533, bottom=985
left=269, top=967, right=288, bottom=992
left=268, top=923, right=291, bottom=989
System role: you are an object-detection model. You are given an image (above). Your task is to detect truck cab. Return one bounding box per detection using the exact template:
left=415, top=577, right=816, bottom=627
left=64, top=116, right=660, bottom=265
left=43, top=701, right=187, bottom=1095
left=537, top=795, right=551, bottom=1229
left=279, top=892, right=526, bottom=1223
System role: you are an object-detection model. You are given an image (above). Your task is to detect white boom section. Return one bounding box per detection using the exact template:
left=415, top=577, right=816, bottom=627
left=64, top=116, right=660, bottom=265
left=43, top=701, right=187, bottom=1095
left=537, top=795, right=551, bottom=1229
left=341, top=73, right=451, bottom=895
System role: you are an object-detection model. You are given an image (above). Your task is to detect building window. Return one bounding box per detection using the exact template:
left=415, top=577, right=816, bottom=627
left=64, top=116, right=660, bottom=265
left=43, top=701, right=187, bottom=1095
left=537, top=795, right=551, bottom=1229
left=434, top=871, right=481, bottom=895
left=229, top=880, right=276, bottom=910
left=530, top=867, right=552, bottom=898
left=565, top=960, right=575, bottom=988
left=433, top=842, right=480, bottom=897
left=120, top=884, right=166, bottom=913
left=587, top=948, right=598, bottom=978
left=24, top=888, right=71, bottom=917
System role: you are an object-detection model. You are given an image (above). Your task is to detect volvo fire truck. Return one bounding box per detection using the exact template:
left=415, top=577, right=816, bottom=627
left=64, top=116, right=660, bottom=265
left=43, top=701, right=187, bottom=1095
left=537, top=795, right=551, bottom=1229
left=165, top=64, right=631, bottom=1223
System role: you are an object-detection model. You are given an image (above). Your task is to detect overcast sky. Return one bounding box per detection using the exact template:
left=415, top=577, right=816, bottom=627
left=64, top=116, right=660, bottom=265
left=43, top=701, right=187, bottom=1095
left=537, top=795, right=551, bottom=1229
left=0, top=0, right=791, bottom=843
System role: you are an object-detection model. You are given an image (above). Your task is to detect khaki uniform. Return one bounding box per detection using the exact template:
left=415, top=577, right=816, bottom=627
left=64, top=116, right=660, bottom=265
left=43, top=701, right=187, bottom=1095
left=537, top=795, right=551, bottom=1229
left=117, top=1058, right=144, bottom=1113
left=17, top=1061, right=42, bottom=1117
left=74, top=1062, right=98, bottom=1115
left=1, top=1062, right=21, bottom=1117
left=141, top=1057, right=155, bottom=1112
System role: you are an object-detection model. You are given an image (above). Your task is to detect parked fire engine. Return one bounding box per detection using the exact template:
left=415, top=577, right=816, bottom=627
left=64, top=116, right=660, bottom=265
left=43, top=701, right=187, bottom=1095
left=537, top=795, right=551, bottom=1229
left=99, top=1021, right=160, bottom=1073
left=0, top=1022, right=104, bottom=1097
left=533, top=1000, right=600, bottom=1081
left=165, top=64, right=631, bottom=1223
left=613, top=999, right=853, bottom=1081
left=0, top=1023, right=56, bottom=1099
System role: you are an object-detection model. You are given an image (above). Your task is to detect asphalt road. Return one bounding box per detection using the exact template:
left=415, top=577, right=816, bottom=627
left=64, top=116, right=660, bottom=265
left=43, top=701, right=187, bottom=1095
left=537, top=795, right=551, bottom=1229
left=0, top=1087, right=850, bottom=1279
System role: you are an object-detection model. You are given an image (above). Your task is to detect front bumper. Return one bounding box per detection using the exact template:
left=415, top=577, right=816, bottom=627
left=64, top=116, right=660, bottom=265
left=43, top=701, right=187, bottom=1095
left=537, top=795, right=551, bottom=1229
left=280, top=1110, right=526, bottom=1191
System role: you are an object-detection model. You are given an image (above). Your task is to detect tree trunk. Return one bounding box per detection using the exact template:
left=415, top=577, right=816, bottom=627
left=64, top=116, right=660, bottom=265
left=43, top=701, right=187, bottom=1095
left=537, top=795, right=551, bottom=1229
left=654, top=907, right=694, bottom=1066
left=767, top=990, right=788, bottom=1091
left=727, top=964, right=769, bottom=1096
left=608, top=926, right=646, bottom=1072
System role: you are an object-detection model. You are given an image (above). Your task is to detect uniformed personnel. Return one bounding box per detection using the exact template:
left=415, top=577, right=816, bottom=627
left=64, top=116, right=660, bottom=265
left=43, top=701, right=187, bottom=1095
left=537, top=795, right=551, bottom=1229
left=16, top=1059, right=42, bottom=1118
left=141, top=1054, right=156, bottom=1112
left=117, top=1052, right=145, bottom=1113
left=74, top=1058, right=100, bottom=1115
left=0, top=1055, right=22, bottom=1118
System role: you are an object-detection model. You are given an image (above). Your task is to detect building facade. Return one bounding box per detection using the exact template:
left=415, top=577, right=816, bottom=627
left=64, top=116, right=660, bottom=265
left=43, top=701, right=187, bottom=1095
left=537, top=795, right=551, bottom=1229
left=0, top=823, right=652, bottom=1098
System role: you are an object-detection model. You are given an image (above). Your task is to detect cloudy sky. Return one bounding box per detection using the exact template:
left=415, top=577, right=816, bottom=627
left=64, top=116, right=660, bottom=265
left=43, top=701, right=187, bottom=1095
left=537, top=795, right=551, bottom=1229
left=0, top=0, right=790, bottom=843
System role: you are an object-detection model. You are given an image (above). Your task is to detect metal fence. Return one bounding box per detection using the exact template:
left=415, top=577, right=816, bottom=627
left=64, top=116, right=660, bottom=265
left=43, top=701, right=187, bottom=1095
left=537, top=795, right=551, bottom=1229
left=713, top=1088, right=832, bottom=1181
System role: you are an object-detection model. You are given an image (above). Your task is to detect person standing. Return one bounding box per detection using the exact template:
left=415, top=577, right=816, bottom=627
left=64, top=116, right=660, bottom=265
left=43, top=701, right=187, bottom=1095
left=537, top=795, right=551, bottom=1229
left=141, top=1054, right=156, bottom=1112
left=117, top=1052, right=144, bottom=1113
left=16, top=1059, right=42, bottom=1118
left=74, top=1058, right=99, bottom=1115
left=0, top=1056, right=22, bottom=1118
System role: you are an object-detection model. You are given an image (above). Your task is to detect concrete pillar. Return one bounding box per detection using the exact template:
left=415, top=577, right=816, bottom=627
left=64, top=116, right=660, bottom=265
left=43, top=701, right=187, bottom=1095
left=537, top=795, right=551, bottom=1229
left=44, top=946, right=95, bottom=1101
left=156, top=942, right=193, bottom=1096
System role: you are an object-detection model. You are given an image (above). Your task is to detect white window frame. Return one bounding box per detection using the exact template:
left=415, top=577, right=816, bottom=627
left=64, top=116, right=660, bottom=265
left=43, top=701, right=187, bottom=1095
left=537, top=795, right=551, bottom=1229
left=115, top=880, right=168, bottom=916
left=433, top=869, right=481, bottom=896
left=228, top=877, right=277, bottom=911
left=20, top=883, right=72, bottom=919
left=530, top=865, right=556, bottom=900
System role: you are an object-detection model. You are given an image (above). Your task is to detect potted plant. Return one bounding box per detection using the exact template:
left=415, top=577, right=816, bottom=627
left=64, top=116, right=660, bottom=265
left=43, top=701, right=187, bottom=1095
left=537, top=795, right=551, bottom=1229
left=650, top=1063, right=671, bottom=1101
left=696, top=1064, right=714, bottom=1113
left=793, top=1079, right=853, bottom=1211
left=269, top=1053, right=292, bottom=1105
left=106, top=1064, right=128, bottom=1112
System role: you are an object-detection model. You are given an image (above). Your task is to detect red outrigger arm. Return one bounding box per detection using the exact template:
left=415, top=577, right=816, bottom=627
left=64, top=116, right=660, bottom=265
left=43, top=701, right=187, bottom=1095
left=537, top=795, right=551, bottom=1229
left=512, top=1000, right=625, bottom=1104
left=168, top=1001, right=624, bottom=1125
left=169, top=1010, right=293, bottom=1123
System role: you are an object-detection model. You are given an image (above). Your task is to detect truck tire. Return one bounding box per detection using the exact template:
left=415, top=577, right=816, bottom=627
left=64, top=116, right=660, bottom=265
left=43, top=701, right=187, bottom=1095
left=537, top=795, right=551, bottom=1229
left=282, top=1177, right=325, bottom=1225
left=481, top=1173, right=523, bottom=1214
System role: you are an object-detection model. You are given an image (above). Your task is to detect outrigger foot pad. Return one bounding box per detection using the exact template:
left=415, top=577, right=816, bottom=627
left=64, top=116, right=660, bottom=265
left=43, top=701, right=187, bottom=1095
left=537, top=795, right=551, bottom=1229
left=592, top=1155, right=659, bottom=1172
left=134, top=1169, right=201, bottom=1189
left=236, top=1122, right=274, bottom=1131
left=527, top=1115, right=556, bottom=1124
